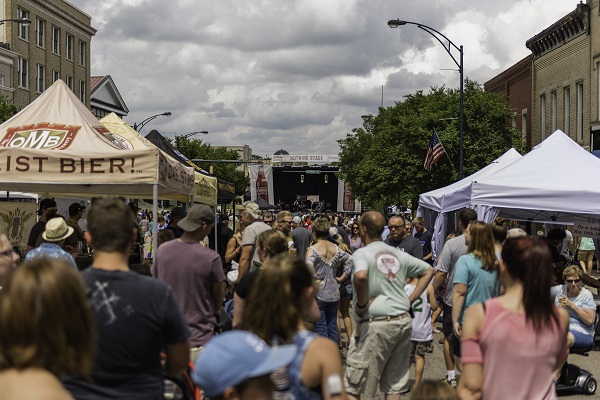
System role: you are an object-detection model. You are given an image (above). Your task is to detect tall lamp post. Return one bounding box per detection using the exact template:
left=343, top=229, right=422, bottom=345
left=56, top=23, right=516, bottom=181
left=180, top=131, right=208, bottom=139
left=388, top=19, right=464, bottom=179
left=132, top=112, right=172, bottom=132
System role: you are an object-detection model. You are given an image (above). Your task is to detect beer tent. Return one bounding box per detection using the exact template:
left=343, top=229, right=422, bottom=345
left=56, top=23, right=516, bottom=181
left=0, top=80, right=195, bottom=256
left=0, top=80, right=194, bottom=200
left=417, top=148, right=522, bottom=261
left=144, top=129, right=236, bottom=202
left=100, top=113, right=218, bottom=206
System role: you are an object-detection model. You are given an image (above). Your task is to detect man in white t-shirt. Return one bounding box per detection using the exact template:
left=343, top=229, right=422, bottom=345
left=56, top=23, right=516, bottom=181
left=344, top=211, right=434, bottom=399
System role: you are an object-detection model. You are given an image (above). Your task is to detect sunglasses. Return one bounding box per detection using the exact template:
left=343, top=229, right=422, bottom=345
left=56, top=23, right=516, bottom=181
left=389, top=225, right=403, bottom=230
left=565, top=279, right=581, bottom=284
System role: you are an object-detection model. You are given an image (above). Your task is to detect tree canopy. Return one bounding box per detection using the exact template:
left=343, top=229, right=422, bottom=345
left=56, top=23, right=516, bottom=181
left=337, top=79, right=524, bottom=209
left=174, top=136, right=249, bottom=196
left=0, top=95, right=18, bottom=124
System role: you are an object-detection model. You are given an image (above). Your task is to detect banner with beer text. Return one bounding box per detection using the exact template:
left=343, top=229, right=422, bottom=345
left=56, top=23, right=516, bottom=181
left=248, top=165, right=274, bottom=205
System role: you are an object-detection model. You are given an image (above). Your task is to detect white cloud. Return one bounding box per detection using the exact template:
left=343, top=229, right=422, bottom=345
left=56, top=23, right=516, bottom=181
left=70, top=0, right=581, bottom=155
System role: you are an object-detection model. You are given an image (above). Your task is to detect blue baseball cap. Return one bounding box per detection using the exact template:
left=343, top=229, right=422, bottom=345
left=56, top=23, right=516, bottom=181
left=192, top=331, right=297, bottom=397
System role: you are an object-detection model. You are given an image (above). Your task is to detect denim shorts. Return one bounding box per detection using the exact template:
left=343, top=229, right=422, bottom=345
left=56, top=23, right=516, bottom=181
left=571, top=330, right=594, bottom=348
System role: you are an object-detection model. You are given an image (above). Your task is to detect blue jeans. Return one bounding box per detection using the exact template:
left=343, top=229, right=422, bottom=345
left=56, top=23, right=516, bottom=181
left=315, top=299, right=339, bottom=342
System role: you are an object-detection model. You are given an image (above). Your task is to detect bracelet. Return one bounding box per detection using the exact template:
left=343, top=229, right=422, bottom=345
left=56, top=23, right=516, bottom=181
left=356, top=302, right=367, bottom=308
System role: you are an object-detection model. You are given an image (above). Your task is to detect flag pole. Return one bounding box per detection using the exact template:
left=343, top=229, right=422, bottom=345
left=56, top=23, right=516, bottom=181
left=434, top=128, right=458, bottom=176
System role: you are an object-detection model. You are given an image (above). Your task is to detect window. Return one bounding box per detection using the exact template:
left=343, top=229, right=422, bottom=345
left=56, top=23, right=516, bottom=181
left=36, top=18, right=45, bottom=47
left=540, top=94, right=546, bottom=140
left=521, top=109, right=527, bottom=139
left=564, top=87, right=570, bottom=135
left=17, top=58, right=28, bottom=88
left=17, top=8, right=28, bottom=40
left=66, top=75, right=73, bottom=90
left=551, top=91, right=557, bottom=132
left=576, top=82, right=583, bottom=142
left=0, top=75, right=4, bottom=87
left=79, top=41, right=86, bottom=66
left=52, top=26, right=60, bottom=54
left=36, top=64, right=45, bottom=92
left=79, top=80, right=85, bottom=102
left=51, top=70, right=59, bottom=83
left=66, top=34, right=74, bottom=61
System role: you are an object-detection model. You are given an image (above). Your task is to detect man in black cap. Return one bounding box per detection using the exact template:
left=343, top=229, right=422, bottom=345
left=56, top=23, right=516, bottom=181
left=164, top=206, right=186, bottom=238
left=26, top=198, right=57, bottom=254
left=64, top=202, right=86, bottom=251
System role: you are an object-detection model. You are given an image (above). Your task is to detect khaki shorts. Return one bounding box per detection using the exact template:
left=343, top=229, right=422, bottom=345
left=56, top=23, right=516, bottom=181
left=344, top=315, right=412, bottom=396
left=411, top=340, right=433, bottom=357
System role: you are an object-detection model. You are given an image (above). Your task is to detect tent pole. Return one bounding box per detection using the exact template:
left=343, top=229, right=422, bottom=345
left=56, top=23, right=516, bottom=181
left=152, top=184, right=158, bottom=260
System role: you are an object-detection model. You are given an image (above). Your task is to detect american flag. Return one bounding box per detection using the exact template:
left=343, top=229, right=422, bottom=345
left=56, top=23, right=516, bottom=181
left=423, top=129, right=446, bottom=171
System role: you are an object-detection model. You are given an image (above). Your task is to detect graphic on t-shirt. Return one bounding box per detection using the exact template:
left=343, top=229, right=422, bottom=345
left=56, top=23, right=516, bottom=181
left=90, top=280, right=121, bottom=325
left=376, top=253, right=400, bottom=280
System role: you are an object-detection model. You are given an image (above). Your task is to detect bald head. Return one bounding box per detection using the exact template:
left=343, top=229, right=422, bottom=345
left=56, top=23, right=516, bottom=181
left=359, top=211, right=386, bottom=241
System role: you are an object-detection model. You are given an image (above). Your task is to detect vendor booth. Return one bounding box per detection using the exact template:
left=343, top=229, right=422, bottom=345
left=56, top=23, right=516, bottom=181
left=417, top=148, right=522, bottom=260
left=100, top=113, right=218, bottom=207
left=0, top=80, right=194, bottom=257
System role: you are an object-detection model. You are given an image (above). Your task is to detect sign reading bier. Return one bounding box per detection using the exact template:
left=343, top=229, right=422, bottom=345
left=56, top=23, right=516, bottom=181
left=0, top=123, right=80, bottom=150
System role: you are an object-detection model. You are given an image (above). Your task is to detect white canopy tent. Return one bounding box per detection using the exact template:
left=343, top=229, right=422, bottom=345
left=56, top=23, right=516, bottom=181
left=0, top=80, right=195, bottom=257
left=417, top=148, right=522, bottom=261
left=471, top=130, right=600, bottom=225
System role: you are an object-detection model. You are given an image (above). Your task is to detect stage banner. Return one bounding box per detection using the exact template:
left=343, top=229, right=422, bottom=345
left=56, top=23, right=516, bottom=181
left=248, top=165, right=274, bottom=205
left=337, top=178, right=361, bottom=213
left=0, top=202, right=37, bottom=253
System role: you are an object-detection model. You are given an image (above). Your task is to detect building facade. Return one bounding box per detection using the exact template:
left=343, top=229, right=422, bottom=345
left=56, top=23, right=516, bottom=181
left=526, top=1, right=599, bottom=149
left=90, top=75, right=129, bottom=118
left=0, top=0, right=96, bottom=109
left=484, top=55, right=532, bottom=149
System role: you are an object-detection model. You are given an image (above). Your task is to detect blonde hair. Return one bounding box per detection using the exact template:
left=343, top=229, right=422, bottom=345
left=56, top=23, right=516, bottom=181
left=243, top=254, right=314, bottom=343
left=258, top=230, right=288, bottom=258
left=311, top=217, right=330, bottom=239
left=467, top=221, right=498, bottom=271
left=0, top=258, right=95, bottom=378
left=563, top=265, right=583, bottom=281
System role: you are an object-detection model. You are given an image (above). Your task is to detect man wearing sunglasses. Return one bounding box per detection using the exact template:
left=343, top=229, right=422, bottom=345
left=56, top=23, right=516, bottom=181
left=384, top=215, right=423, bottom=259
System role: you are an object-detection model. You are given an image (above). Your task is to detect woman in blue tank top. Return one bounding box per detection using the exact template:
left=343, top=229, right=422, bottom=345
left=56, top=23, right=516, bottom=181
left=244, top=254, right=348, bottom=399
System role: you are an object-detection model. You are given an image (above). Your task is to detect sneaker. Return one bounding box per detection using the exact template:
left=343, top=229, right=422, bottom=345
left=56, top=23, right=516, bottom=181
left=433, top=327, right=441, bottom=334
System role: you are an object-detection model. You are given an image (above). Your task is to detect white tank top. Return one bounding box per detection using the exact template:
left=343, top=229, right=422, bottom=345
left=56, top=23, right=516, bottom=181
left=404, top=284, right=433, bottom=342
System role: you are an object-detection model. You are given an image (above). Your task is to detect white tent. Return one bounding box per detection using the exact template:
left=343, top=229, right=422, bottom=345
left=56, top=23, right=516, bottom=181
left=471, top=130, right=600, bottom=225
left=417, top=148, right=522, bottom=260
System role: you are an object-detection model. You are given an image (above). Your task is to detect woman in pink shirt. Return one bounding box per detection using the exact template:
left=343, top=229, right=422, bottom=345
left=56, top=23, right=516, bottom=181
left=459, top=237, right=570, bottom=400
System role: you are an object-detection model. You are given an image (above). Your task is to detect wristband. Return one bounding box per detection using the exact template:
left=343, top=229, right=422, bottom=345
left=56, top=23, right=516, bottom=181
left=356, top=302, right=367, bottom=308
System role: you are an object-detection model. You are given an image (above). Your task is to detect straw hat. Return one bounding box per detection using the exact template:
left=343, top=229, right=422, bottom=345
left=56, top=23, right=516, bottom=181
left=42, top=218, right=75, bottom=242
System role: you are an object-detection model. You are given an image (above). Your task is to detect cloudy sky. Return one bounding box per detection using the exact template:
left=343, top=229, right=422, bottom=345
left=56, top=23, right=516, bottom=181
left=70, top=0, right=580, bottom=158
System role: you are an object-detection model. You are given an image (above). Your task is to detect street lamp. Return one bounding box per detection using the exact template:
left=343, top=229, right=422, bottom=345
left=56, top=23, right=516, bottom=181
left=388, top=19, right=464, bottom=179
left=0, top=18, right=31, bottom=25
left=181, top=131, right=208, bottom=139
left=133, top=112, right=172, bottom=132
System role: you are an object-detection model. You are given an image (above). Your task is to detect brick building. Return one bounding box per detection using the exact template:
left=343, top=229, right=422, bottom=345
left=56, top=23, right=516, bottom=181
left=484, top=55, right=532, bottom=149
left=525, top=1, right=599, bottom=149
left=0, top=0, right=96, bottom=109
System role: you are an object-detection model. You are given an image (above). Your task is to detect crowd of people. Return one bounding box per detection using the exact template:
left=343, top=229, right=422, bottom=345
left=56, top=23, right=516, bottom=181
left=0, top=198, right=598, bottom=399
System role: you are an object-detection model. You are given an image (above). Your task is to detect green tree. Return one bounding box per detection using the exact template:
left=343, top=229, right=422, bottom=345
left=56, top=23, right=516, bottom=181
left=338, top=79, right=524, bottom=209
left=0, top=95, right=18, bottom=123
left=174, top=136, right=249, bottom=196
